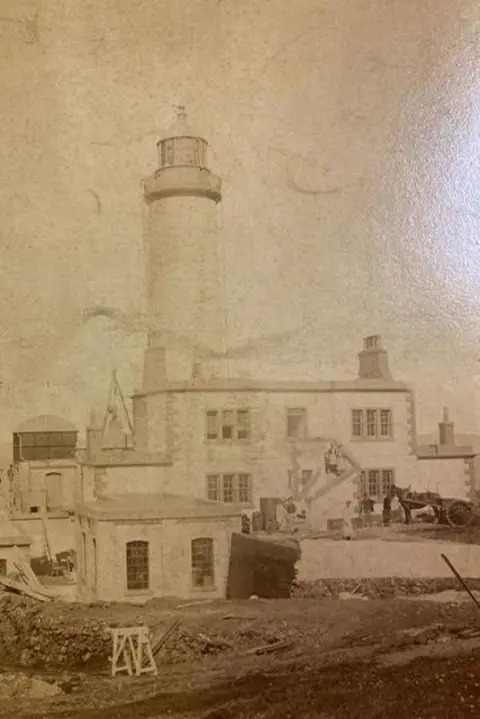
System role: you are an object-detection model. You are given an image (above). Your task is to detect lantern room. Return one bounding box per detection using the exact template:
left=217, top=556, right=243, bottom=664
left=156, top=106, right=208, bottom=170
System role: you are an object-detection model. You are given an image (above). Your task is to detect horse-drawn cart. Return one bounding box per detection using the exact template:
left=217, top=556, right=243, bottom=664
left=395, top=488, right=478, bottom=529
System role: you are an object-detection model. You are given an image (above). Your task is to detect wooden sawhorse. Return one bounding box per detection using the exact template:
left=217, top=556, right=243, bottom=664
left=110, top=626, right=158, bottom=678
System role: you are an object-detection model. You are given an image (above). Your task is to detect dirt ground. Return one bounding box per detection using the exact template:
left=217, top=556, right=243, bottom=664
left=1, top=596, right=480, bottom=718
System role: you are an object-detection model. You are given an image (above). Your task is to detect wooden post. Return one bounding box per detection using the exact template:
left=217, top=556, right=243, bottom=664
left=110, top=626, right=158, bottom=678
left=440, top=553, right=480, bottom=614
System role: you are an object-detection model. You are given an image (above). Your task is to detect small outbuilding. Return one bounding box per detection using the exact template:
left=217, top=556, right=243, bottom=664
left=0, top=507, right=32, bottom=577
left=75, top=493, right=242, bottom=602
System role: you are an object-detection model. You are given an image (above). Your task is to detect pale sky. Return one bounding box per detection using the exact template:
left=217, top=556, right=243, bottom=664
left=1, top=0, right=480, bottom=440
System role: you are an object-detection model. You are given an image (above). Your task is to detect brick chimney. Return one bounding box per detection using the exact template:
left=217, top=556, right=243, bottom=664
left=85, top=408, right=103, bottom=461
left=358, top=335, right=393, bottom=381
left=438, top=406, right=455, bottom=446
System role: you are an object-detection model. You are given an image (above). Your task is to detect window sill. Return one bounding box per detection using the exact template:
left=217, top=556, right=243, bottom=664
left=207, top=499, right=253, bottom=509
left=351, top=437, right=394, bottom=442
left=205, top=439, right=252, bottom=444
left=191, top=585, right=218, bottom=593
left=126, top=589, right=153, bottom=596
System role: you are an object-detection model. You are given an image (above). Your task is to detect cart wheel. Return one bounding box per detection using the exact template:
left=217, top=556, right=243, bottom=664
left=446, top=501, right=475, bottom=529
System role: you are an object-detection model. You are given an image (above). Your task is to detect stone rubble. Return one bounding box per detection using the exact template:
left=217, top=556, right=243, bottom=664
left=1, top=577, right=480, bottom=674
left=0, top=672, right=63, bottom=699
left=292, top=576, right=480, bottom=599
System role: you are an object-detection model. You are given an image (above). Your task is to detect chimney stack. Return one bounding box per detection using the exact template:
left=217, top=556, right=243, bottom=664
left=438, top=406, right=455, bottom=446
left=358, top=335, right=393, bottom=381
left=85, top=407, right=103, bottom=461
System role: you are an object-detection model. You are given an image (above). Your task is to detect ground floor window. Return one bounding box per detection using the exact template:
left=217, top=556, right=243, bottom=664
left=206, top=473, right=252, bottom=504
left=191, top=538, right=214, bottom=588
left=126, top=540, right=149, bottom=590
left=360, top=469, right=395, bottom=500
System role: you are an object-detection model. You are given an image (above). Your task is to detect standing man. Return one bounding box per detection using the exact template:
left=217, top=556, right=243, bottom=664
left=382, top=493, right=392, bottom=527
left=361, top=494, right=375, bottom=527
left=342, top=500, right=356, bottom=540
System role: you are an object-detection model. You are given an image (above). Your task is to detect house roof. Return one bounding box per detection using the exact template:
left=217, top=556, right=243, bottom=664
left=78, top=448, right=171, bottom=468
left=76, top=493, right=244, bottom=521
left=133, top=377, right=411, bottom=398
left=16, top=415, right=78, bottom=434
left=416, top=444, right=476, bottom=459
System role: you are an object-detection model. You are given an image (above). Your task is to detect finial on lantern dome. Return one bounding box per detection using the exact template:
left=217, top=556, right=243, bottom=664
left=171, top=104, right=193, bottom=137
left=176, top=105, right=187, bottom=120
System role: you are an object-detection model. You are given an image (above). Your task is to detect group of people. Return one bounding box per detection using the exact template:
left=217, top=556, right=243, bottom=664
left=342, top=489, right=402, bottom=540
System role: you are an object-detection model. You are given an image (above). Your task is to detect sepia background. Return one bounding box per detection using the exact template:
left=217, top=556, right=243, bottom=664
left=1, top=0, right=479, bottom=440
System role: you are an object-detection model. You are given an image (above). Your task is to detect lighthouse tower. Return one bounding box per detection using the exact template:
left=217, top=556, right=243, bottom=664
left=142, top=107, right=226, bottom=389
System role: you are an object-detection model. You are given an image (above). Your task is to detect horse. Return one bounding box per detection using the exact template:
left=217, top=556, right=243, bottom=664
left=390, top=485, right=442, bottom=525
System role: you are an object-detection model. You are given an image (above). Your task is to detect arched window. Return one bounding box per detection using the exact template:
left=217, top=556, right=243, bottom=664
left=191, top=538, right=214, bottom=588
left=45, top=472, right=63, bottom=511
left=126, top=541, right=149, bottom=590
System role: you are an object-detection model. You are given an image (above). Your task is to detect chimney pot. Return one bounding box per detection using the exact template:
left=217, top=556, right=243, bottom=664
left=358, top=335, right=393, bottom=381
left=439, top=407, right=455, bottom=446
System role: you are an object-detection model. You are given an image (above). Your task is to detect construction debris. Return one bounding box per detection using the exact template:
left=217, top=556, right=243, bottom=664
left=440, top=553, right=480, bottom=613
left=244, top=639, right=295, bottom=656
left=151, top=620, right=180, bottom=657
left=293, top=576, right=480, bottom=600
left=0, top=672, right=63, bottom=699
left=0, top=575, right=53, bottom=602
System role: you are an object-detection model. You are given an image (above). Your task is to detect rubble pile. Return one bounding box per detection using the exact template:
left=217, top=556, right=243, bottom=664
left=292, top=576, right=480, bottom=599
left=0, top=593, right=281, bottom=670
left=0, top=595, right=112, bottom=670
left=0, top=671, right=63, bottom=699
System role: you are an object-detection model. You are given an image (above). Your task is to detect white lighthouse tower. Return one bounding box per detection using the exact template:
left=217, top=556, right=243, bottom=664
left=142, top=106, right=226, bottom=389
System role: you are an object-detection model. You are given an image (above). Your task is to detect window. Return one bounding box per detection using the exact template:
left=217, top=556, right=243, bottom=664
left=205, top=409, right=251, bottom=441
left=162, top=140, right=174, bottom=165
left=82, top=531, right=87, bottom=579
left=237, top=410, right=251, bottom=440
left=45, top=472, right=63, bottom=512
left=366, top=410, right=377, bottom=437
left=380, top=410, right=393, bottom=438
left=223, top=474, right=235, bottom=502
left=126, top=541, right=149, bottom=591
left=361, top=469, right=395, bottom=499
left=222, top=411, right=234, bottom=439
left=191, top=538, right=214, bottom=588
left=287, top=408, right=307, bottom=439
left=351, top=409, right=393, bottom=440
left=92, top=538, right=97, bottom=588
left=206, top=474, right=220, bottom=501
left=206, top=473, right=252, bottom=504
left=174, top=138, right=197, bottom=166
left=206, top=411, right=218, bottom=440
left=238, top=474, right=251, bottom=503
left=352, top=410, right=363, bottom=437
left=0, top=559, right=6, bottom=576
left=288, top=469, right=313, bottom=491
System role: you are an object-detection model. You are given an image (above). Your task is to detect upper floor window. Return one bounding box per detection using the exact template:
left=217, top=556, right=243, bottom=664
left=205, top=409, right=251, bottom=441
left=206, top=473, right=252, bottom=504
left=351, top=409, right=392, bottom=440
left=361, top=469, right=394, bottom=500
left=191, top=538, right=214, bottom=588
left=287, top=408, right=307, bottom=439
left=126, top=540, right=149, bottom=591
left=288, top=469, right=313, bottom=492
